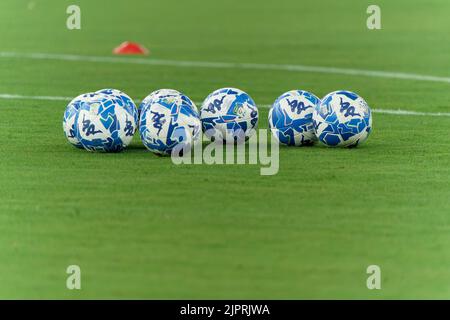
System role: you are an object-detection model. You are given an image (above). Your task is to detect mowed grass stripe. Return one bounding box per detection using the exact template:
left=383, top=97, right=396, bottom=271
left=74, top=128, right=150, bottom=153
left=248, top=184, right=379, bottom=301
left=1, top=93, right=450, bottom=118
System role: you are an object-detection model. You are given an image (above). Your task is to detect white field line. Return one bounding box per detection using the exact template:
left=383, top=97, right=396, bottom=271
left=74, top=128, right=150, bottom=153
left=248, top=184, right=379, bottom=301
left=1, top=51, right=450, bottom=84
left=0, top=93, right=72, bottom=101
left=1, top=93, right=449, bottom=117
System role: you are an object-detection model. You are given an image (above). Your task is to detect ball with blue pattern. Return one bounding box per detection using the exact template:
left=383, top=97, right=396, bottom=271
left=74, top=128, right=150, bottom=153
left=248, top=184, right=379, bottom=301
left=74, top=93, right=137, bottom=152
left=139, top=92, right=201, bottom=156
left=312, top=90, right=372, bottom=147
left=269, top=90, right=320, bottom=146
left=63, top=93, right=96, bottom=149
left=200, top=88, right=258, bottom=143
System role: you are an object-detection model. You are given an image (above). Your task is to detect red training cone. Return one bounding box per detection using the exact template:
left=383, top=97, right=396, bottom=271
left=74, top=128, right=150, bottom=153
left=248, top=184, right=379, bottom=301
left=113, top=41, right=149, bottom=55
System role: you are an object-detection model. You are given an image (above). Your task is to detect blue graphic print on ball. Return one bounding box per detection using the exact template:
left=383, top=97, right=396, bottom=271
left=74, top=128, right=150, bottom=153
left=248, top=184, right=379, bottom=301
left=62, top=93, right=96, bottom=149
left=96, top=88, right=139, bottom=131
left=269, top=90, right=320, bottom=146
left=138, top=89, right=198, bottom=120
left=74, top=93, right=136, bottom=152
left=312, top=90, right=372, bottom=147
left=200, top=88, right=258, bottom=143
left=139, top=91, right=201, bottom=156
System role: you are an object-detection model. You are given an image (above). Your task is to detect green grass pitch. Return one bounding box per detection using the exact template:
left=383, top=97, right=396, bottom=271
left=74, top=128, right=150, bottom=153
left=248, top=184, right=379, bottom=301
left=0, top=0, right=450, bottom=299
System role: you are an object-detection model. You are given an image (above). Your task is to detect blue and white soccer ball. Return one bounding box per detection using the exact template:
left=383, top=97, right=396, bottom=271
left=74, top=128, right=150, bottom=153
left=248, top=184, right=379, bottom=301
left=96, top=88, right=139, bottom=131
left=312, top=90, right=372, bottom=147
left=74, top=93, right=137, bottom=152
left=138, top=89, right=198, bottom=118
left=200, top=88, right=258, bottom=143
left=269, top=90, right=320, bottom=146
left=139, top=92, right=201, bottom=156
left=63, top=93, right=95, bottom=149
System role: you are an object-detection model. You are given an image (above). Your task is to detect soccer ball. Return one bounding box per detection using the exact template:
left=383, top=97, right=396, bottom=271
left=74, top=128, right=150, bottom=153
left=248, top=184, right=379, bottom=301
left=63, top=93, right=95, bottom=149
left=268, top=90, right=320, bottom=146
left=96, top=88, right=139, bottom=131
left=200, top=88, right=258, bottom=143
left=139, top=92, right=201, bottom=156
left=312, top=90, right=372, bottom=147
left=74, top=93, right=137, bottom=152
left=138, top=89, right=198, bottom=118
